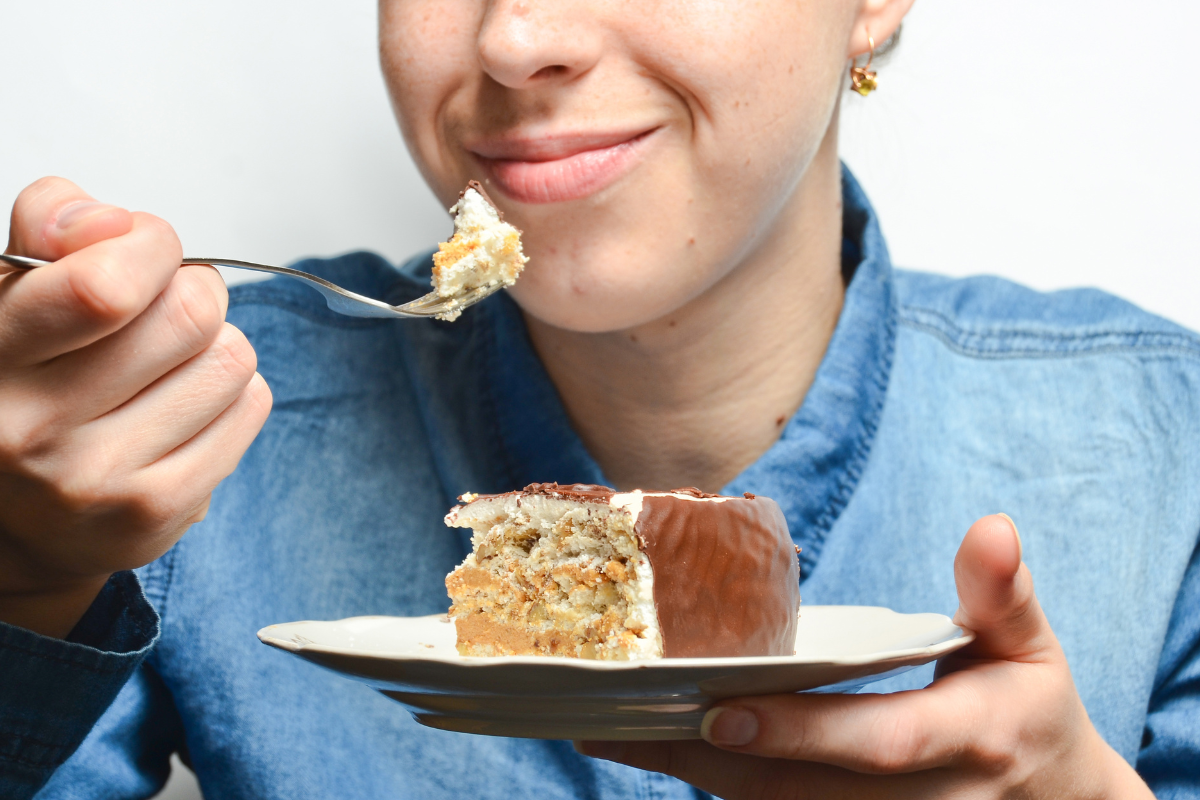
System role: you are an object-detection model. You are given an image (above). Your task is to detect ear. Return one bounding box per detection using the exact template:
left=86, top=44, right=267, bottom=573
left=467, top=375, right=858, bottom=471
left=847, top=0, right=916, bottom=59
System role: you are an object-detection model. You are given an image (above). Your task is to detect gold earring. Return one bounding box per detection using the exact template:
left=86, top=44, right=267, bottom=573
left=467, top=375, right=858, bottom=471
left=850, top=34, right=878, bottom=96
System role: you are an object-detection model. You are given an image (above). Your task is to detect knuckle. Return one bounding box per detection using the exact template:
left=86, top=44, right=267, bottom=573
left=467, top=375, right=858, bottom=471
left=134, top=492, right=184, bottom=533
left=209, top=324, right=258, bottom=384
left=56, top=454, right=122, bottom=515
left=103, top=479, right=184, bottom=537
left=957, top=683, right=1019, bottom=776
left=133, top=212, right=183, bottom=261
left=163, top=269, right=225, bottom=352
left=190, top=264, right=230, bottom=312
left=865, top=713, right=929, bottom=774
left=969, top=727, right=1018, bottom=776
left=66, top=251, right=143, bottom=324
left=778, top=723, right=818, bottom=763
left=0, top=403, right=59, bottom=462
left=187, top=494, right=213, bottom=525
left=244, top=373, right=274, bottom=418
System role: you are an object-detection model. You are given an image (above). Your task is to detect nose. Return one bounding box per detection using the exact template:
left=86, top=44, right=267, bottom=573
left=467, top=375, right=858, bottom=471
left=477, top=0, right=603, bottom=88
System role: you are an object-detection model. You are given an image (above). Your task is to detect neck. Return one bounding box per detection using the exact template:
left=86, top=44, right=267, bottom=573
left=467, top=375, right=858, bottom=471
left=524, top=135, right=846, bottom=494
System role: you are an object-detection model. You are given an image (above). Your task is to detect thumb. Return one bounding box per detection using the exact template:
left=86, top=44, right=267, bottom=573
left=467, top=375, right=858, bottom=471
left=7, top=176, right=133, bottom=261
left=951, top=514, right=1059, bottom=663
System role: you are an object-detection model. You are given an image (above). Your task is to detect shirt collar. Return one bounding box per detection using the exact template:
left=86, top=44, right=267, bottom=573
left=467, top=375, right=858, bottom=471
left=481, top=166, right=897, bottom=575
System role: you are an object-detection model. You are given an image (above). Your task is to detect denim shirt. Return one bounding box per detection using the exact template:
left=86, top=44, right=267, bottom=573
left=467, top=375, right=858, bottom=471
left=3, top=171, right=1199, bottom=799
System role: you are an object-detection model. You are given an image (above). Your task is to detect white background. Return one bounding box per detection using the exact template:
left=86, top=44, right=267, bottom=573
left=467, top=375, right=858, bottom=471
left=1, top=2, right=1196, bottom=798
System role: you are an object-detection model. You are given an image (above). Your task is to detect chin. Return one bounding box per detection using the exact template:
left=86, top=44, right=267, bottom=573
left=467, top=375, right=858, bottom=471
left=507, top=283, right=667, bottom=333
left=506, top=257, right=692, bottom=333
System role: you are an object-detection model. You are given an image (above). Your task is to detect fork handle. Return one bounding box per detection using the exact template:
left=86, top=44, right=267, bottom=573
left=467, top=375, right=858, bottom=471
left=0, top=253, right=45, bottom=274
left=0, top=252, right=427, bottom=319
left=1, top=253, right=299, bottom=280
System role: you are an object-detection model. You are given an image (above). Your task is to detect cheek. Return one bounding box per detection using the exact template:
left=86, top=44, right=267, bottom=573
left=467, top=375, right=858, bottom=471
left=653, top=1, right=847, bottom=193
left=379, top=0, right=481, bottom=199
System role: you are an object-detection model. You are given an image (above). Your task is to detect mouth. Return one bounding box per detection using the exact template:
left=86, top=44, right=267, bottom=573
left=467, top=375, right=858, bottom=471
left=468, top=128, right=659, bottom=204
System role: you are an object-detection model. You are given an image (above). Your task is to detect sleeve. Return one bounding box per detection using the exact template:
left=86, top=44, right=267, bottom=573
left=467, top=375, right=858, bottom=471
left=1138, top=533, right=1200, bottom=798
left=0, top=571, right=159, bottom=799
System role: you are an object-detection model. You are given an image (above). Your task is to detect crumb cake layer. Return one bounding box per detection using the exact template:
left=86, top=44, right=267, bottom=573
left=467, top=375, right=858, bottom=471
left=430, top=180, right=527, bottom=319
left=444, top=483, right=800, bottom=660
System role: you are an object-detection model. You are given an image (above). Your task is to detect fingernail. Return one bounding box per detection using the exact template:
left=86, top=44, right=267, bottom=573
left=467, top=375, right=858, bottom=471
left=55, top=201, right=110, bottom=230
left=998, top=513, right=1022, bottom=562
left=574, top=740, right=622, bottom=760
left=700, top=706, right=758, bottom=747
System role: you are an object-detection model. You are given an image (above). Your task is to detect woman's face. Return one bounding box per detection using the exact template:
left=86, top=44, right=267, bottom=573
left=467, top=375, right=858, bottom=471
left=380, top=0, right=884, bottom=332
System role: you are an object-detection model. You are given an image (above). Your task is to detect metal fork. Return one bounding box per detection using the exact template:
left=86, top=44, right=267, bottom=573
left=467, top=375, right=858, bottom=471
left=0, top=253, right=501, bottom=320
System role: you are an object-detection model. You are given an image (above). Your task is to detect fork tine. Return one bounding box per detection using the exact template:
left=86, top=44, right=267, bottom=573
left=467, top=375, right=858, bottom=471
left=397, top=284, right=502, bottom=314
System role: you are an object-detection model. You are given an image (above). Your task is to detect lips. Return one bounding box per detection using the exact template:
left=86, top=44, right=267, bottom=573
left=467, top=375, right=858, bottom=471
left=469, top=128, right=658, bottom=204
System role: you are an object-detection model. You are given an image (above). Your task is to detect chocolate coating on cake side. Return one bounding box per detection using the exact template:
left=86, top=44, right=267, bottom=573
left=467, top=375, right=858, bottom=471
left=635, top=493, right=799, bottom=657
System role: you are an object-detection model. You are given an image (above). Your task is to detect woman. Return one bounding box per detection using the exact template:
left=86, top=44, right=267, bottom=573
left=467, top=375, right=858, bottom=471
left=1, top=0, right=1196, bottom=797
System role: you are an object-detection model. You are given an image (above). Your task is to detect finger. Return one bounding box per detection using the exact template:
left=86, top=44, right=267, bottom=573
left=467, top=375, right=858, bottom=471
left=950, top=513, right=1059, bottom=663
left=694, top=687, right=975, bottom=774
left=79, top=322, right=258, bottom=468
left=6, top=176, right=133, bottom=260
left=128, top=372, right=271, bottom=561
left=146, top=369, right=272, bottom=479
left=146, top=370, right=272, bottom=481
left=0, top=211, right=184, bottom=366
left=27, top=265, right=229, bottom=424
left=577, top=739, right=924, bottom=800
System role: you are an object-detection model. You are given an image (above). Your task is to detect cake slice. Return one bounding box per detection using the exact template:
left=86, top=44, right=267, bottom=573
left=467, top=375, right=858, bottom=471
left=430, top=180, right=527, bottom=320
left=444, top=483, right=800, bottom=660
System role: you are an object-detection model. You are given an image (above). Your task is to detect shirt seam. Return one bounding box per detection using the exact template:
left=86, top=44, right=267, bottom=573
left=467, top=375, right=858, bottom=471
left=899, top=305, right=1200, bottom=361
left=144, top=545, right=179, bottom=671
left=0, top=636, right=136, bottom=673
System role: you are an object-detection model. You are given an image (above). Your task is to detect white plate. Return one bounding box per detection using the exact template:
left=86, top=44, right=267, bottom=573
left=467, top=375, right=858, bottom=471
left=257, top=605, right=972, bottom=740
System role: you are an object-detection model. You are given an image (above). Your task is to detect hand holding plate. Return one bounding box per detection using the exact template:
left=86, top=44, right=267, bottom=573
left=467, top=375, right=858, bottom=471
left=577, top=514, right=1154, bottom=799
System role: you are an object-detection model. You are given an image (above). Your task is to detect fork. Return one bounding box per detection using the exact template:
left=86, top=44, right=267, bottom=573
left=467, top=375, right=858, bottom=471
left=0, top=253, right=501, bottom=320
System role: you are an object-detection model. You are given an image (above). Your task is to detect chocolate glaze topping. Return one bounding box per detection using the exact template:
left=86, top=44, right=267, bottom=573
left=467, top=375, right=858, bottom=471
left=457, top=483, right=800, bottom=657
left=461, top=482, right=614, bottom=504
left=459, top=179, right=504, bottom=221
